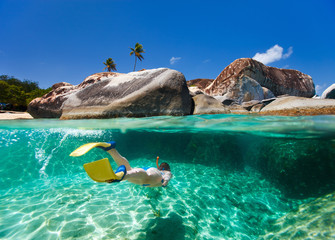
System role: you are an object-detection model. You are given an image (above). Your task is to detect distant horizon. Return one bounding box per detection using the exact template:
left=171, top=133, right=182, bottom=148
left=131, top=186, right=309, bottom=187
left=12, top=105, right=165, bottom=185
left=1, top=0, right=334, bottom=95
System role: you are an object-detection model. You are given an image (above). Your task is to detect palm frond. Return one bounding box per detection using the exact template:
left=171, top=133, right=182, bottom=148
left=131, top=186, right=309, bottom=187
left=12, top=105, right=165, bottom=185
left=130, top=42, right=145, bottom=70
left=103, top=58, right=117, bottom=72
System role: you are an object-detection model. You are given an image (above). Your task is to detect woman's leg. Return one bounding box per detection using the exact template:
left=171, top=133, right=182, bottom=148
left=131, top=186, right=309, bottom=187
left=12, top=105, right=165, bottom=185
left=107, top=149, right=132, bottom=171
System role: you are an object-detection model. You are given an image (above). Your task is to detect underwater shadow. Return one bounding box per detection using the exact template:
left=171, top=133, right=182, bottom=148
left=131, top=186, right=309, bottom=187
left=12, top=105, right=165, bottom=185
left=145, top=212, right=185, bottom=240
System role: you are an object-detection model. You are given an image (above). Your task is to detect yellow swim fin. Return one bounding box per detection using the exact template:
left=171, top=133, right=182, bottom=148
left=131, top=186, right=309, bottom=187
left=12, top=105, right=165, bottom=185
left=83, top=158, right=125, bottom=182
left=70, top=142, right=112, bottom=157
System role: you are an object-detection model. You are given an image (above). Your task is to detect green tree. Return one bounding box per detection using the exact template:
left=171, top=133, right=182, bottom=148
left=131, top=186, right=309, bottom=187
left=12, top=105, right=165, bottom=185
left=8, top=85, right=27, bottom=107
left=0, top=75, right=38, bottom=93
left=0, top=75, right=52, bottom=111
left=0, top=80, right=10, bottom=103
left=103, top=58, right=117, bottom=72
left=0, top=80, right=26, bottom=108
left=129, top=42, right=145, bottom=71
left=26, top=88, right=52, bottom=105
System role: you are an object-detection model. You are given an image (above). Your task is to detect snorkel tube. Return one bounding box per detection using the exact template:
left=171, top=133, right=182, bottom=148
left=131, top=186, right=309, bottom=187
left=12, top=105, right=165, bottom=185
left=156, top=156, right=160, bottom=168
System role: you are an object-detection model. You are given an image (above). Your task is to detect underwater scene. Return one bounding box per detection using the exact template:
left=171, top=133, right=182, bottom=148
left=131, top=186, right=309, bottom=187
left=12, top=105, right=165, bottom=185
left=1, top=114, right=335, bottom=239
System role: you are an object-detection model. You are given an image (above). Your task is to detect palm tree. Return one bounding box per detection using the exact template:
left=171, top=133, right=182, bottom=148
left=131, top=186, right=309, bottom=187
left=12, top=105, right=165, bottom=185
left=103, top=58, right=117, bottom=72
left=130, top=43, right=145, bottom=71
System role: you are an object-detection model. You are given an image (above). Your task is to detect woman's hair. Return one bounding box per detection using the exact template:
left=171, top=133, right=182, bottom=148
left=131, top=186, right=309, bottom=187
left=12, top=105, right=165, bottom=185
left=159, top=162, right=171, bottom=171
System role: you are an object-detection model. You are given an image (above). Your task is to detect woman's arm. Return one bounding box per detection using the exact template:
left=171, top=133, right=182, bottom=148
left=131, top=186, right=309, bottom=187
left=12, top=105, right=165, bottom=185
left=162, top=171, right=172, bottom=187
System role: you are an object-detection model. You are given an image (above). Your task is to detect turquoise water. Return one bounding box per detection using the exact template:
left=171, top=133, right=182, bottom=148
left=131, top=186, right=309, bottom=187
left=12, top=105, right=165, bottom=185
left=1, top=114, right=335, bottom=239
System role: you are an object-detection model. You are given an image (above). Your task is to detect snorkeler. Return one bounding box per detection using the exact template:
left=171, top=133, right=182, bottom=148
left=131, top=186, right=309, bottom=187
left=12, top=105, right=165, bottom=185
left=70, top=141, right=172, bottom=187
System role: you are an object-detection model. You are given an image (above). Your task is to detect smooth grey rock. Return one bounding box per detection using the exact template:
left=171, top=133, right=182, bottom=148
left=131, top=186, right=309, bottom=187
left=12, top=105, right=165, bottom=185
left=262, top=87, right=275, bottom=99
left=28, top=83, right=76, bottom=118
left=321, top=83, right=335, bottom=99
left=61, top=68, right=193, bottom=119
left=260, top=96, right=335, bottom=116
left=209, top=75, right=264, bottom=104
left=192, top=94, right=230, bottom=115
left=28, top=72, right=121, bottom=118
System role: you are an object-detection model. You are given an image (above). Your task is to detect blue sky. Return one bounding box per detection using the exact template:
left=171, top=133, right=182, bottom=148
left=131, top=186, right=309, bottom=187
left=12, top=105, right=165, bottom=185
left=1, top=0, right=334, bottom=95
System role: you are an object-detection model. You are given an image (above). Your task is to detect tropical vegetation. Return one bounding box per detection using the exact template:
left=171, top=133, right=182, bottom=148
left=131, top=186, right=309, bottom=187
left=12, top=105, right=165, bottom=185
left=0, top=75, right=51, bottom=111
left=103, top=58, right=117, bottom=72
left=130, top=43, right=145, bottom=71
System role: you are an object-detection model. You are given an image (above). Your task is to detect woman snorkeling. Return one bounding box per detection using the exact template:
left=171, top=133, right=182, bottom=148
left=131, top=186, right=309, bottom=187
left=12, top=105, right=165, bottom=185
left=71, top=141, right=172, bottom=187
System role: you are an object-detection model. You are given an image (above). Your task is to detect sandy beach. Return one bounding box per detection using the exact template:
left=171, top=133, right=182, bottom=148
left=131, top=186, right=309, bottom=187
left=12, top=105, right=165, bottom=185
left=0, top=111, right=33, bottom=120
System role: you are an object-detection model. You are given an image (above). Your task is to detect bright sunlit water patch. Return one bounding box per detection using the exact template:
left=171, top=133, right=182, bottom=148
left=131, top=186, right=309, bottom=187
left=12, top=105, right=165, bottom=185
left=0, top=161, right=297, bottom=239
left=1, top=114, right=335, bottom=239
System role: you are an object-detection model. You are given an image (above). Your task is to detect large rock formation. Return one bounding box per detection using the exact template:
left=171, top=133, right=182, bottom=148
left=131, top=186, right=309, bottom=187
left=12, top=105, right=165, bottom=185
left=321, top=83, right=335, bottom=99
left=204, top=58, right=315, bottom=103
left=28, top=69, right=192, bottom=119
left=187, top=78, right=214, bottom=96
left=28, top=82, right=75, bottom=118
left=60, top=68, right=192, bottom=119
left=29, top=60, right=330, bottom=119
left=28, top=72, right=120, bottom=118
left=212, top=75, right=265, bottom=104
left=192, top=94, right=229, bottom=115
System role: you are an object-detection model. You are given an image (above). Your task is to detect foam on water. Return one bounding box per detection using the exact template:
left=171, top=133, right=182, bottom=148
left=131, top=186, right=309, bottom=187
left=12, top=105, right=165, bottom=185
left=0, top=114, right=334, bottom=239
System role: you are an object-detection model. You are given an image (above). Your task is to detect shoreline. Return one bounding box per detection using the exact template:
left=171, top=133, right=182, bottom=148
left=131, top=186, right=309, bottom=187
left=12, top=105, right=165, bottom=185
left=0, top=111, right=33, bottom=120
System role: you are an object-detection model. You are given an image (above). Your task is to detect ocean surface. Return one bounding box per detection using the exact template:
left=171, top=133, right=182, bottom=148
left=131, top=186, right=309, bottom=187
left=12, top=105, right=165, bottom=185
left=1, top=114, right=335, bottom=239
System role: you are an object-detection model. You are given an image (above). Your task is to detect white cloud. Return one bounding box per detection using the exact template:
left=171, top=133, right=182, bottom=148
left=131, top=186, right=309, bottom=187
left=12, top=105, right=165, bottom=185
left=170, top=57, right=181, bottom=65
left=203, top=59, right=211, bottom=63
left=315, top=84, right=327, bottom=96
left=283, top=46, right=293, bottom=59
left=253, top=45, right=293, bottom=65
